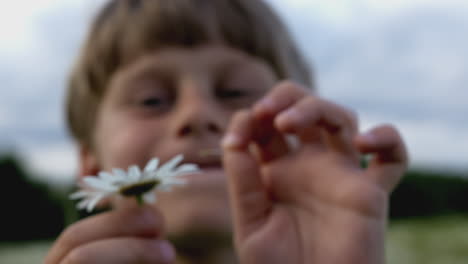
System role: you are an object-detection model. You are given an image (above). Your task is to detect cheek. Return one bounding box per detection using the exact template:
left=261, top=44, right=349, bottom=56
left=95, top=118, right=165, bottom=171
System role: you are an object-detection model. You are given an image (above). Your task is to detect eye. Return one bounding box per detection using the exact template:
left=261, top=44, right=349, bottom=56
left=216, top=88, right=248, bottom=99
left=141, top=96, right=164, bottom=107
left=136, top=93, right=172, bottom=112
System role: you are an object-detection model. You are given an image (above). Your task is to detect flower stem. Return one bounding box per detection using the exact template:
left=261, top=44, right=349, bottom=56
left=136, top=195, right=143, bottom=205
left=360, top=154, right=373, bottom=169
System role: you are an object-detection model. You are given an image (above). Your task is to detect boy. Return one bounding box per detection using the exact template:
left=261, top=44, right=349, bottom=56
left=45, top=0, right=408, bottom=263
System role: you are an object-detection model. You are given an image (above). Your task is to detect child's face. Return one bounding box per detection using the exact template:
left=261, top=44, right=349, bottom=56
left=83, top=44, right=277, bottom=236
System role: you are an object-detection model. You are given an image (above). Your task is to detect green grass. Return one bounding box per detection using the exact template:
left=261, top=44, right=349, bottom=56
left=1, top=215, right=468, bottom=263
left=0, top=240, right=52, bottom=264
left=387, top=215, right=468, bottom=264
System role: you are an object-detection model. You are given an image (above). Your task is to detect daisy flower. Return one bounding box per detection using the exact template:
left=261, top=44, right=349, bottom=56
left=69, top=155, right=199, bottom=212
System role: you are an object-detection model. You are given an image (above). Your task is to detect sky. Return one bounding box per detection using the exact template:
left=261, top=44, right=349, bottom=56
left=0, top=0, right=467, bottom=187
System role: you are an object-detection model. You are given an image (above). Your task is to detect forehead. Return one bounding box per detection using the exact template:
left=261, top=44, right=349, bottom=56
left=113, top=45, right=276, bottom=82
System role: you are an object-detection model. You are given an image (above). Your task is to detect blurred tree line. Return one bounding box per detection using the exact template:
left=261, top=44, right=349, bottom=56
left=0, top=153, right=467, bottom=242
left=390, top=169, right=468, bottom=219
left=0, top=154, right=77, bottom=242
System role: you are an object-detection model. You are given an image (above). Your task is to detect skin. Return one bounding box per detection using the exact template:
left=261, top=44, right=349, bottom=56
left=223, top=84, right=407, bottom=264
left=45, top=44, right=407, bottom=264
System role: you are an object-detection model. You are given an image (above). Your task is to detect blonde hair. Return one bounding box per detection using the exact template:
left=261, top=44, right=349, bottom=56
left=66, top=0, right=313, bottom=146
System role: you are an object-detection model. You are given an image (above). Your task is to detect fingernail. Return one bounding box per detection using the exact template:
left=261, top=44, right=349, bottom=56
left=158, top=241, right=175, bottom=262
left=255, top=98, right=274, bottom=113
left=276, top=109, right=301, bottom=129
left=222, top=133, right=243, bottom=149
left=282, top=108, right=300, bottom=121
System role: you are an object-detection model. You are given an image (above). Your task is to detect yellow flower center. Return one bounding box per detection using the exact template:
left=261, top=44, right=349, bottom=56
left=119, top=179, right=160, bottom=197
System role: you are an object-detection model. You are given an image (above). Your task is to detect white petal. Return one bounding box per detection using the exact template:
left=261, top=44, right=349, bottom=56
left=128, top=165, right=141, bottom=181
left=112, top=168, right=127, bottom=180
left=69, top=190, right=92, bottom=200
left=157, top=184, right=172, bottom=192
left=174, top=164, right=200, bottom=175
left=144, top=158, right=159, bottom=173
left=86, top=193, right=106, bottom=212
left=98, top=171, right=115, bottom=182
left=70, top=156, right=198, bottom=212
left=165, top=178, right=187, bottom=186
left=157, top=155, right=184, bottom=177
left=77, top=199, right=90, bottom=210
left=143, top=192, right=156, bottom=204
left=158, top=177, right=186, bottom=191
left=83, top=177, right=117, bottom=192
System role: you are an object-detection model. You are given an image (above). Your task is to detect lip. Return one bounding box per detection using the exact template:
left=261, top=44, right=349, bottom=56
left=194, top=160, right=223, bottom=170
left=182, top=148, right=223, bottom=170
left=179, top=152, right=225, bottom=185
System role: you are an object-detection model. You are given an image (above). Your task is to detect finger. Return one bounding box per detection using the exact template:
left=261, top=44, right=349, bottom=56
left=355, top=125, right=408, bottom=192
left=221, top=110, right=272, bottom=243
left=61, top=238, right=175, bottom=264
left=275, top=97, right=359, bottom=157
left=250, top=81, right=311, bottom=162
left=253, top=81, right=310, bottom=120
left=251, top=116, right=291, bottom=163
left=45, top=206, right=163, bottom=264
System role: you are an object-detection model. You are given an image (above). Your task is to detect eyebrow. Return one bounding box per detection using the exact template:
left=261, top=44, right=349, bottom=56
left=115, top=47, right=274, bottom=94
left=124, top=55, right=247, bottom=81
left=119, top=63, right=173, bottom=91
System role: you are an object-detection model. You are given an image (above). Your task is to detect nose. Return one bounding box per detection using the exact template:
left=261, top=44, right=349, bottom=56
left=172, top=83, right=225, bottom=139
left=177, top=115, right=222, bottom=137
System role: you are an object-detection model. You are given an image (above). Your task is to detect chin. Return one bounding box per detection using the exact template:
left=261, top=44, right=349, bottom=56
left=165, top=201, right=234, bottom=261
left=179, top=200, right=232, bottom=235
left=157, top=168, right=232, bottom=236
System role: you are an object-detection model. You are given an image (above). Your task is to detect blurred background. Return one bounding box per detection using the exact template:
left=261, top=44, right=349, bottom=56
left=0, top=0, right=467, bottom=263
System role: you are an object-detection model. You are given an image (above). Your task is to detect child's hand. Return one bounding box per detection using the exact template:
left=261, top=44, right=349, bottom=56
left=222, top=82, right=408, bottom=264
left=44, top=206, right=175, bottom=264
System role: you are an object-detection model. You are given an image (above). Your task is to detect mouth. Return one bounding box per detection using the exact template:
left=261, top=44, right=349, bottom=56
left=196, top=161, right=223, bottom=170
left=182, top=148, right=223, bottom=170
left=166, top=149, right=227, bottom=193
left=198, top=148, right=222, bottom=157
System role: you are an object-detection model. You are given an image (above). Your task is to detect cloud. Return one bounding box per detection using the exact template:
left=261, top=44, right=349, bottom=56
left=20, top=141, right=78, bottom=187
left=316, top=12, right=468, bottom=137
left=0, top=0, right=91, bottom=144
left=268, top=0, right=468, bottom=26
left=0, top=0, right=466, bottom=187
left=361, top=114, right=468, bottom=173
left=266, top=0, right=468, bottom=173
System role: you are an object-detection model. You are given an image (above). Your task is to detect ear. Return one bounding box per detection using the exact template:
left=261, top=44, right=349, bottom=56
left=78, top=144, right=100, bottom=179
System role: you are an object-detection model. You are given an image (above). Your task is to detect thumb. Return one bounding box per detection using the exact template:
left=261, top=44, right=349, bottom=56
left=222, top=110, right=272, bottom=244
left=355, top=124, right=409, bottom=192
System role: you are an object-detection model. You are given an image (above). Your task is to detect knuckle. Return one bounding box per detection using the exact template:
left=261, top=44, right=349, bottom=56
left=233, top=109, right=251, bottom=119
left=301, top=96, right=320, bottom=109
left=128, top=239, right=173, bottom=264
left=231, top=110, right=251, bottom=125
left=63, top=247, right=92, bottom=264
left=373, top=124, right=399, bottom=144
left=377, top=123, right=398, bottom=134
left=376, top=124, right=402, bottom=142
left=124, top=241, right=147, bottom=262
left=125, top=207, right=163, bottom=236
left=336, top=179, right=387, bottom=218
left=275, top=80, right=309, bottom=94
left=59, top=223, right=85, bottom=250
left=277, top=80, right=299, bottom=89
